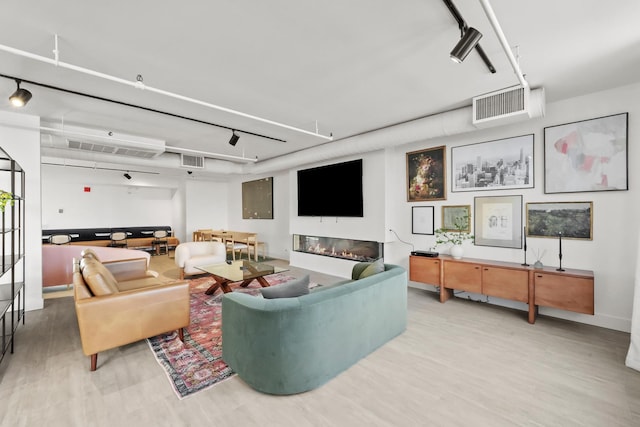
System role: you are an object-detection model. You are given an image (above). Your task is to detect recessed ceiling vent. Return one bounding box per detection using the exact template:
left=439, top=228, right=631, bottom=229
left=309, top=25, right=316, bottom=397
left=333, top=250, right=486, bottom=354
left=472, top=85, right=543, bottom=127
left=39, top=124, right=166, bottom=159
left=67, top=139, right=160, bottom=159
left=181, top=154, right=205, bottom=169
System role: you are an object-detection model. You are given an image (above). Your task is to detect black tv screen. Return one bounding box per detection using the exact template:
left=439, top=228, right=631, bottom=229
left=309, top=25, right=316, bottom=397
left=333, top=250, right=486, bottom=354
left=297, top=159, right=363, bottom=217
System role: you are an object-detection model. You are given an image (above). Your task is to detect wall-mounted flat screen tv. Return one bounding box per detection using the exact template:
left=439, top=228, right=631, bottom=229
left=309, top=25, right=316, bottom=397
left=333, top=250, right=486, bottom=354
left=297, top=159, right=363, bottom=217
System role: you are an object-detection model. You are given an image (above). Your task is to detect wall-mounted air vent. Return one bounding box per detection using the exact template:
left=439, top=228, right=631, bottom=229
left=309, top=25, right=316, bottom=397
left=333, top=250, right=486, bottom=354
left=472, top=85, right=532, bottom=127
left=44, top=124, right=166, bottom=159
left=181, top=154, right=205, bottom=168
left=67, top=140, right=160, bottom=159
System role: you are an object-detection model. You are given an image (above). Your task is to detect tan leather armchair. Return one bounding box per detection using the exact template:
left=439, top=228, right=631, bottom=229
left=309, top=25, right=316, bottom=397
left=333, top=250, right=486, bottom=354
left=73, top=251, right=190, bottom=371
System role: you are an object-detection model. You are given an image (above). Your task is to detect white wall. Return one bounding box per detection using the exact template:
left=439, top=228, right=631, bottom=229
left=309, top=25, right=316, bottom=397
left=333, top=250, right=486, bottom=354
left=382, top=82, right=640, bottom=332
left=41, top=166, right=174, bottom=229
left=0, top=111, right=43, bottom=311
left=184, top=179, right=228, bottom=239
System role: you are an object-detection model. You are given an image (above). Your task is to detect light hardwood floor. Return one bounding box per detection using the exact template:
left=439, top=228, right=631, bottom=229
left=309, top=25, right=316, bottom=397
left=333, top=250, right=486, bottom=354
left=1, top=255, right=640, bottom=426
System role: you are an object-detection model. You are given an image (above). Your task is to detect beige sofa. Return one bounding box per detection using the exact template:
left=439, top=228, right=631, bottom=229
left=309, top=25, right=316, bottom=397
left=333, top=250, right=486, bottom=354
left=43, top=245, right=153, bottom=287
left=73, top=249, right=190, bottom=371
left=174, top=241, right=227, bottom=279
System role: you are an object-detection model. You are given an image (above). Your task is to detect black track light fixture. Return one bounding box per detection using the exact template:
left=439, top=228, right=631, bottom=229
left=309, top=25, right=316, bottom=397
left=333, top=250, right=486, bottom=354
left=450, top=27, right=483, bottom=63
left=8, top=79, right=32, bottom=107
left=123, top=173, right=132, bottom=180
left=228, top=130, right=240, bottom=147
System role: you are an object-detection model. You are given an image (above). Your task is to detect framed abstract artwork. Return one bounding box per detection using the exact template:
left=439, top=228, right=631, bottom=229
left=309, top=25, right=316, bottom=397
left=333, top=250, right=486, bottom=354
left=412, top=206, right=435, bottom=235
left=441, top=205, right=471, bottom=232
left=451, top=134, right=534, bottom=192
left=242, top=177, right=274, bottom=219
left=544, top=112, right=628, bottom=193
left=526, top=201, right=593, bottom=240
left=406, top=146, right=446, bottom=202
left=474, top=195, right=522, bottom=248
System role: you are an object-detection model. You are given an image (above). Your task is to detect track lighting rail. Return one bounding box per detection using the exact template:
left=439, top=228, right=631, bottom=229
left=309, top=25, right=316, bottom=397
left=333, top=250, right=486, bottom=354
left=0, top=38, right=333, bottom=141
left=0, top=72, right=284, bottom=143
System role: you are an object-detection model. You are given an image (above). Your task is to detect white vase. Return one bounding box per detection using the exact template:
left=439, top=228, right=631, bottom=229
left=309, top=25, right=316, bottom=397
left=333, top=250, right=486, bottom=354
left=450, top=244, right=464, bottom=259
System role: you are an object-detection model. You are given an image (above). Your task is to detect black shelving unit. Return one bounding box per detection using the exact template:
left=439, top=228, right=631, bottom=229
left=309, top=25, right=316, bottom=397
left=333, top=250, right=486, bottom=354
left=0, top=147, right=25, bottom=366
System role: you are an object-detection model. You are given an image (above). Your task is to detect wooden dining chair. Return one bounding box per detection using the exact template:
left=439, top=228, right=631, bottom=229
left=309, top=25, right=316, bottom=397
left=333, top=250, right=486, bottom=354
left=226, top=232, right=251, bottom=261
left=247, top=234, right=265, bottom=261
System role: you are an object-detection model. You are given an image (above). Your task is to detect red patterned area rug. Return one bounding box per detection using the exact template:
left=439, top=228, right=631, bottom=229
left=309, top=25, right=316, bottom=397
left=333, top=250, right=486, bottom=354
left=147, top=273, right=308, bottom=399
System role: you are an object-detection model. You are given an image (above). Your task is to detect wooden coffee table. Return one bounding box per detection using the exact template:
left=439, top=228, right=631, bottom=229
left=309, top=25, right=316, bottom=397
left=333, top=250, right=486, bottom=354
left=196, top=260, right=288, bottom=295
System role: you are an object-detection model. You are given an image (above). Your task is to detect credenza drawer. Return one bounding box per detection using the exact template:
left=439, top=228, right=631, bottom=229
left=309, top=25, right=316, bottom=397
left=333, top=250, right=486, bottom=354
left=534, top=273, right=594, bottom=314
left=443, top=261, right=482, bottom=293
left=481, top=267, right=528, bottom=302
left=409, top=257, right=441, bottom=285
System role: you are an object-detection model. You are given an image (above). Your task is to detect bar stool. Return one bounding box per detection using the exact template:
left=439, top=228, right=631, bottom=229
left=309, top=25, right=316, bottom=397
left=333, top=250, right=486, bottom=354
left=109, top=231, right=128, bottom=248
left=152, top=230, right=169, bottom=255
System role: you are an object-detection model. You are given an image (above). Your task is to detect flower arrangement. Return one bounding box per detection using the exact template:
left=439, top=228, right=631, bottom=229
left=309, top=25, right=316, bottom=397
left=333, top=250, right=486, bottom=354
left=0, top=191, right=14, bottom=213
left=434, top=215, right=474, bottom=246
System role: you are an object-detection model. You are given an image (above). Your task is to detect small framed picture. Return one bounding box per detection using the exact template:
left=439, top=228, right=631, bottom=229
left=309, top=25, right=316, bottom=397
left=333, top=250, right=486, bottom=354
left=441, top=205, right=471, bottom=232
left=526, top=201, right=593, bottom=240
left=544, top=113, right=628, bottom=193
left=474, top=195, right=522, bottom=248
left=412, top=206, right=434, bottom=235
left=406, top=146, right=446, bottom=202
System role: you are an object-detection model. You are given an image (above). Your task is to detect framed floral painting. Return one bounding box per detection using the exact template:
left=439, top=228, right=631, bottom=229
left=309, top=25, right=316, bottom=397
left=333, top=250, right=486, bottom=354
left=406, top=146, right=446, bottom=202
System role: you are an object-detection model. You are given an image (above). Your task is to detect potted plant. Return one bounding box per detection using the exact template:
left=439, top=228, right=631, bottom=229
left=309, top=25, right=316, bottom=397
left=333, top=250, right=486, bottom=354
left=434, top=215, right=474, bottom=259
left=0, top=191, right=13, bottom=213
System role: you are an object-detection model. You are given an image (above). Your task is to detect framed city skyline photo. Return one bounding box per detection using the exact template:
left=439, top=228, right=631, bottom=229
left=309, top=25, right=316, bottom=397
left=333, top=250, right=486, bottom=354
left=474, top=195, right=522, bottom=248
left=526, top=201, right=593, bottom=240
left=406, top=146, right=446, bottom=202
left=442, top=205, right=471, bottom=232
left=544, top=112, right=628, bottom=194
left=451, top=134, right=534, bottom=192
left=412, top=206, right=435, bottom=235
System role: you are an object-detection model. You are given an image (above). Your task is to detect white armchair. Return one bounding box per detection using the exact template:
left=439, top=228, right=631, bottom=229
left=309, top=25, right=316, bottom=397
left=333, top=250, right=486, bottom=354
left=175, top=241, right=227, bottom=279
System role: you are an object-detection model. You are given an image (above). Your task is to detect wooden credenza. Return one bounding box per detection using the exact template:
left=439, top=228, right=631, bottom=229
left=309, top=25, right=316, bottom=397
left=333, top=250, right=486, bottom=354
left=409, top=255, right=594, bottom=324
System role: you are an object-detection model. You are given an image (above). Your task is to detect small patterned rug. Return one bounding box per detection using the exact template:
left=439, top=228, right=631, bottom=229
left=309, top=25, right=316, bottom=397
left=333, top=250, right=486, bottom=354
left=147, top=272, right=309, bottom=399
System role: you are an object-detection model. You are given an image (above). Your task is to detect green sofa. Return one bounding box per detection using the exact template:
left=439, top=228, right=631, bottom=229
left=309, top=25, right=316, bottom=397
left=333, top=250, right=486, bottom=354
left=221, top=263, right=407, bottom=395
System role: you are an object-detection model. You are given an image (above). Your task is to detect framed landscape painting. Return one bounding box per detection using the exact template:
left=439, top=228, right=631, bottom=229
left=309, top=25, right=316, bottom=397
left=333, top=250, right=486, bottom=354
left=544, top=112, right=628, bottom=193
left=474, top=195, right=522, bottom=248
left=407, top=146, right=446, bottom=202
left=441, top=205, right=471, bottom=232
left=526, top=201, right=593, bottom=240
left=451, top=134, right=534, bottom=192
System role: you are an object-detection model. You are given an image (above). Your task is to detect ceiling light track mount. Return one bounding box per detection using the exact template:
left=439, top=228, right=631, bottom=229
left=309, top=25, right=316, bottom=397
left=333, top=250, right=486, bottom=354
left=0, top=37, right=333, bottom=141
left=8, top=79, right=32, bottom=107
left=442, top=0, right=496, bottom=74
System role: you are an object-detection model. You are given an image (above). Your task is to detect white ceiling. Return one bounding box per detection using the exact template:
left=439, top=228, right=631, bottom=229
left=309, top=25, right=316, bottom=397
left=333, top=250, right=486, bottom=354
left=1, top=0, right=640, bottom=176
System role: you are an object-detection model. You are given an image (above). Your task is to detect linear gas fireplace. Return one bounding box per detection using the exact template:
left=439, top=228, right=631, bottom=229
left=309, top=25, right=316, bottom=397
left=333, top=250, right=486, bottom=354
left=293, top=234, right=383, bottom=262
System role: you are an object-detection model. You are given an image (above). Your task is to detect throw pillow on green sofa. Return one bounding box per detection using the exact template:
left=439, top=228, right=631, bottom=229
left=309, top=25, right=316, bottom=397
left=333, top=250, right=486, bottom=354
left=358, top=258, right=384, bottom=279
left=260, top=274, right=310, bottom=299
left=351, top=261, right=371, bottom=280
